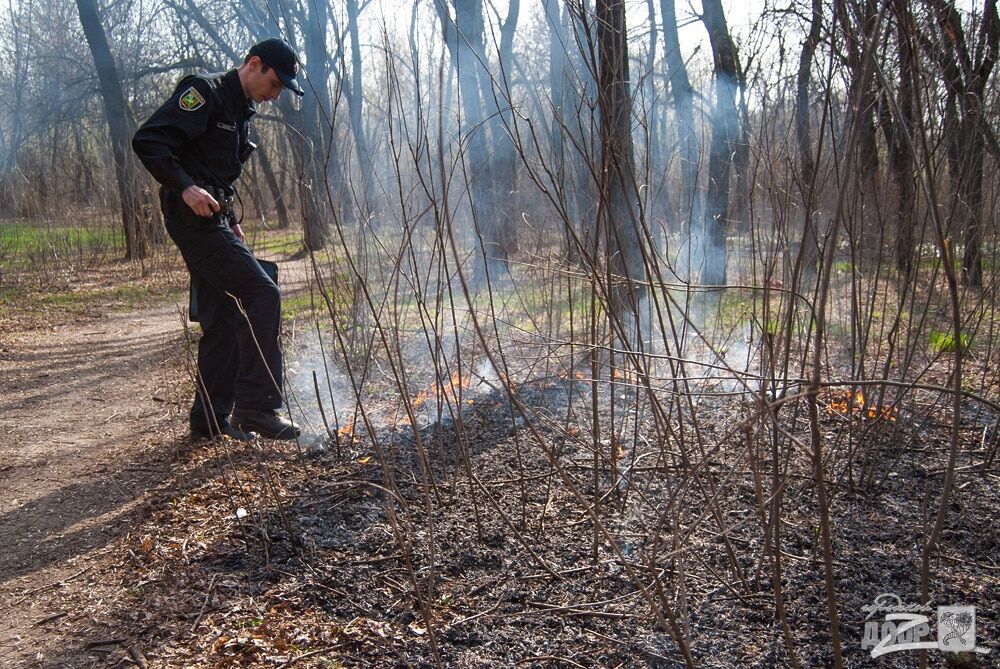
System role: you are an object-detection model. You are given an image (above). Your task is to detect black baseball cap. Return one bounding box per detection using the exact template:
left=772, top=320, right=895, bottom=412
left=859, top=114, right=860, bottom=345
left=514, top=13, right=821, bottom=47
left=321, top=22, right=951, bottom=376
left=248, top=38, right=304, bottom=96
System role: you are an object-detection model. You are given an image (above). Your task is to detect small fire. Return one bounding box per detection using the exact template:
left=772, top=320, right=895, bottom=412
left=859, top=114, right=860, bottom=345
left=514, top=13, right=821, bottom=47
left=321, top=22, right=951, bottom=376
left=825, top=389, right=898, bottom=421
left=611, top=368, right=639, bottom=383
left=612, top=440, right=626, bottom=463
left=338, top=417, right=356, bottom=441
left=413, top=389, right=429, bottom=409
left=412, top=371, right=472, bottom=410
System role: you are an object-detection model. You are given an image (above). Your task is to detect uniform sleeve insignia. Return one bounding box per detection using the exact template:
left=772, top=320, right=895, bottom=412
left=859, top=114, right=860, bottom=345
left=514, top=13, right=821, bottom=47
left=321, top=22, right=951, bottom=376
left=178, top=86, right=206, bottom=111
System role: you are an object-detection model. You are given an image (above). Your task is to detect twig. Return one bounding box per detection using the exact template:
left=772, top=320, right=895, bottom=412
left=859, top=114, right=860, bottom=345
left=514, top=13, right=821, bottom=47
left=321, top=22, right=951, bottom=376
left=84, top=638, right=127, bottom=650
left=189, top=573, right=217, bottom=633
left=12, top=566, right=92, bottom=606
left=516, top=655, right=588, bottom=667
left=33, top=611, right=68, bottom=626
left=127, top=644, right=148, bottom=668
left=447, top=601, right=501, bottom=628
left=584, top=628, right=673, bottom=663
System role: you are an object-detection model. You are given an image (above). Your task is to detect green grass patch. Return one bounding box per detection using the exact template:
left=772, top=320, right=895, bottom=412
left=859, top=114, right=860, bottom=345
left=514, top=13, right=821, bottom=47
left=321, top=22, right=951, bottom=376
left=0, top=276, right=187, bottom=330
left=248, top=229, right=343, bottom=265
left=249, top=229, right=302, bottom=257
left=283, top=293, right=323, bottom=320
left=9, top=282, right=179, bottom=313
left=917, top=255, right=963, bottom=274
left=282, top=281, right=354, bottom=324
left=0, top=222, right=123, bottom=264
left=711, top=288, right=756, bottom=332
left=929, top=331, right=969, bottom=353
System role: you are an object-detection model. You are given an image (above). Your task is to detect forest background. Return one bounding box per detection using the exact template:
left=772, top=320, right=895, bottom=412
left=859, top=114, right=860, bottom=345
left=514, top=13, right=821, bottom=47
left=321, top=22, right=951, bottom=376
left=1, top=0, right=999, bottom=667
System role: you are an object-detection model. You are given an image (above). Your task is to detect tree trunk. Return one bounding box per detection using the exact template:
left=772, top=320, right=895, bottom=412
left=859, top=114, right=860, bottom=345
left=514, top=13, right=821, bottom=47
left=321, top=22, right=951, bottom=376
left=544, top=0, right=575, bottom=259
left=75, top=0, right=152, bottom=259
left=256, top=147, right=290, bottom=229
left=346, top=0, right=375, bottom=219
left=881, top=0, right=917, bottom=278
left=701, top=0, right=740, bottom=286
left=241, top=0, right=351, bottom=249
left=437, top=0, right=506, bottom=283
left=492, top=0, right=520, bottom=257
left=794, top=0, right=823, bottom=273
left=659, top=0, right=699, bottom=238
left=837, top=0, right=880, bottom=180
left=597, top=0, right=645, bottom=315
left=298, top=0, right=338, bottom=250
left=836, top=0, right=881, bottom=264
left=544, top=0, right=596, bottom=263
left=645, top=0, right=661, bottom=245
left=925, top=0, right=1000, bottom=286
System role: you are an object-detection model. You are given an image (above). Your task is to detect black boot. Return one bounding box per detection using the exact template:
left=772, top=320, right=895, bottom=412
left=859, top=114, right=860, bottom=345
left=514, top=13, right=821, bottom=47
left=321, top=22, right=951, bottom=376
left=232, top=408, right=301, bottom=440
left=190, top=420, right=258, bottom=444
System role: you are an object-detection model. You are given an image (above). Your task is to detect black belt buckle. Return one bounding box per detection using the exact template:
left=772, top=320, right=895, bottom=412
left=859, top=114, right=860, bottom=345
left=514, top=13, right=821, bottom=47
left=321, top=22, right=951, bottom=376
left=205, top=186, right=233, bottom=225
left=219, top=195, right=235, bottom=221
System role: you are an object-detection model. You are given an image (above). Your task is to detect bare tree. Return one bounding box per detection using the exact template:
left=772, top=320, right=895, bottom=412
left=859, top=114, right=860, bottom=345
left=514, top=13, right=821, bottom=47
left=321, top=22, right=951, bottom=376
left=345, top=0, right=374, bottom=221
left=233, top=0, right=354, bottom=249
left=880, top=0, right=919, bottom=277
left=544, top=0, right=594, bottom=261
left=837, top=0, right=881, bottom=189
left=597, top=0, right=644, bottom=315
left=794, top=0, right=823, bottom=272
left=701, top=0, right=741, bottom=286
left=434, top=0, right=520, bottom=282
left=0, top=0, right=31, bottom=215
left=491, top=0, right=521, bottom=260
left=921, top=0, right=1000, bottom=286
left=660, top=0, right=699, bottom=238
left=75, top=0, right=155, bottom=259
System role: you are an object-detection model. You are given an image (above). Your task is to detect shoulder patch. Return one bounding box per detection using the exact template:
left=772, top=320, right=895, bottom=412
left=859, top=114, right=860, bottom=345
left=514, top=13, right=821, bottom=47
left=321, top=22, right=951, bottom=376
left=178, top=86, right=206, bottom=111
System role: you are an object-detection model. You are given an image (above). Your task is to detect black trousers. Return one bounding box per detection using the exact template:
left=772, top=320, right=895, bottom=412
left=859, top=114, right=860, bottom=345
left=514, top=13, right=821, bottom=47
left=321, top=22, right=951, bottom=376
left=160, top=187, right=283, bottom=431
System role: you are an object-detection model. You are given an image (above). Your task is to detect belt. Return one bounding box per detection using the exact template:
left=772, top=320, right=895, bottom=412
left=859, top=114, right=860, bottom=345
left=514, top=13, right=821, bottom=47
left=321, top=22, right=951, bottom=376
left=161, top=183, right=236, bottom=225
left=201, top=184, right=236, bottom=225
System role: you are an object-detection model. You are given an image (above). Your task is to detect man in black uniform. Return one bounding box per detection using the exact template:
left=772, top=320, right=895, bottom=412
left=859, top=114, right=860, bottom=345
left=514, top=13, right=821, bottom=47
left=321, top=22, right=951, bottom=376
left=133, top=38, right=304, bottom=441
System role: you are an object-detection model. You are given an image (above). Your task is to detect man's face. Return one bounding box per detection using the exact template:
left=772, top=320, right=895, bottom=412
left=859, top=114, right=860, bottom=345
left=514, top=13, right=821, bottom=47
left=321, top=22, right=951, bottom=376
left=248, top=58, right=285, bottom=103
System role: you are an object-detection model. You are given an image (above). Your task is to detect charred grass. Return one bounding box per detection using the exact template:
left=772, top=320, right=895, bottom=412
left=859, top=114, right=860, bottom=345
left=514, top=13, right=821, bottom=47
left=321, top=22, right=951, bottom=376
left=48, top=348, right=1000, bottom=668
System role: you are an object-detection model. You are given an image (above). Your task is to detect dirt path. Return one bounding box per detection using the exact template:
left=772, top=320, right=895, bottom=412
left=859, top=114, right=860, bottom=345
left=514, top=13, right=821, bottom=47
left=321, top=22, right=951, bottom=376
left=0, top=257, right=312, bottom=666
left=0, top=300, right=192, bottom=665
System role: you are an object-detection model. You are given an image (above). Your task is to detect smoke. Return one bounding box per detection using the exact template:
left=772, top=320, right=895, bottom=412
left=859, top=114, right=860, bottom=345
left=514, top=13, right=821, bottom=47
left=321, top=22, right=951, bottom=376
left=276, top=2, right=764, bottom=461
left=284, top=327, right=356, bottom=446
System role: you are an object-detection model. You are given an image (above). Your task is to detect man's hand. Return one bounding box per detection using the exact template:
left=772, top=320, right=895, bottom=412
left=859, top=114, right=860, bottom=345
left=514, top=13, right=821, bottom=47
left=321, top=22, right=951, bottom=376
left=231, top=223, right=246, bottom=243
left=182, top=185, right=221, bottom=218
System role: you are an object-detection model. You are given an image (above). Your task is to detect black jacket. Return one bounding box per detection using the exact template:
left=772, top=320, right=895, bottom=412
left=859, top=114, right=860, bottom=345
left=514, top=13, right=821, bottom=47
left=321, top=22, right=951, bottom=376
left=133, top=69, right=256, bottom=195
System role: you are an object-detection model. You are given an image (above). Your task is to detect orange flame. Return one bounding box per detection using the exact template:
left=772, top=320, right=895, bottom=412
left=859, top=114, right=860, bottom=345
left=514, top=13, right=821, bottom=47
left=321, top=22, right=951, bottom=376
left=825, top=388, right=897, bottom=421
left=413, top=389, right=429, bottom=408
left=412, top=371, right=472, bottom=409
left=338, top=417, right=356, bottom=440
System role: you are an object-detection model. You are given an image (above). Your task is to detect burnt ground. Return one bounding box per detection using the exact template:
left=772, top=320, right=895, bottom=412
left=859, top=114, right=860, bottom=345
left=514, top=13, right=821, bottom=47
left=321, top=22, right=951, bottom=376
left=1, top=279, right=998, bottom=667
